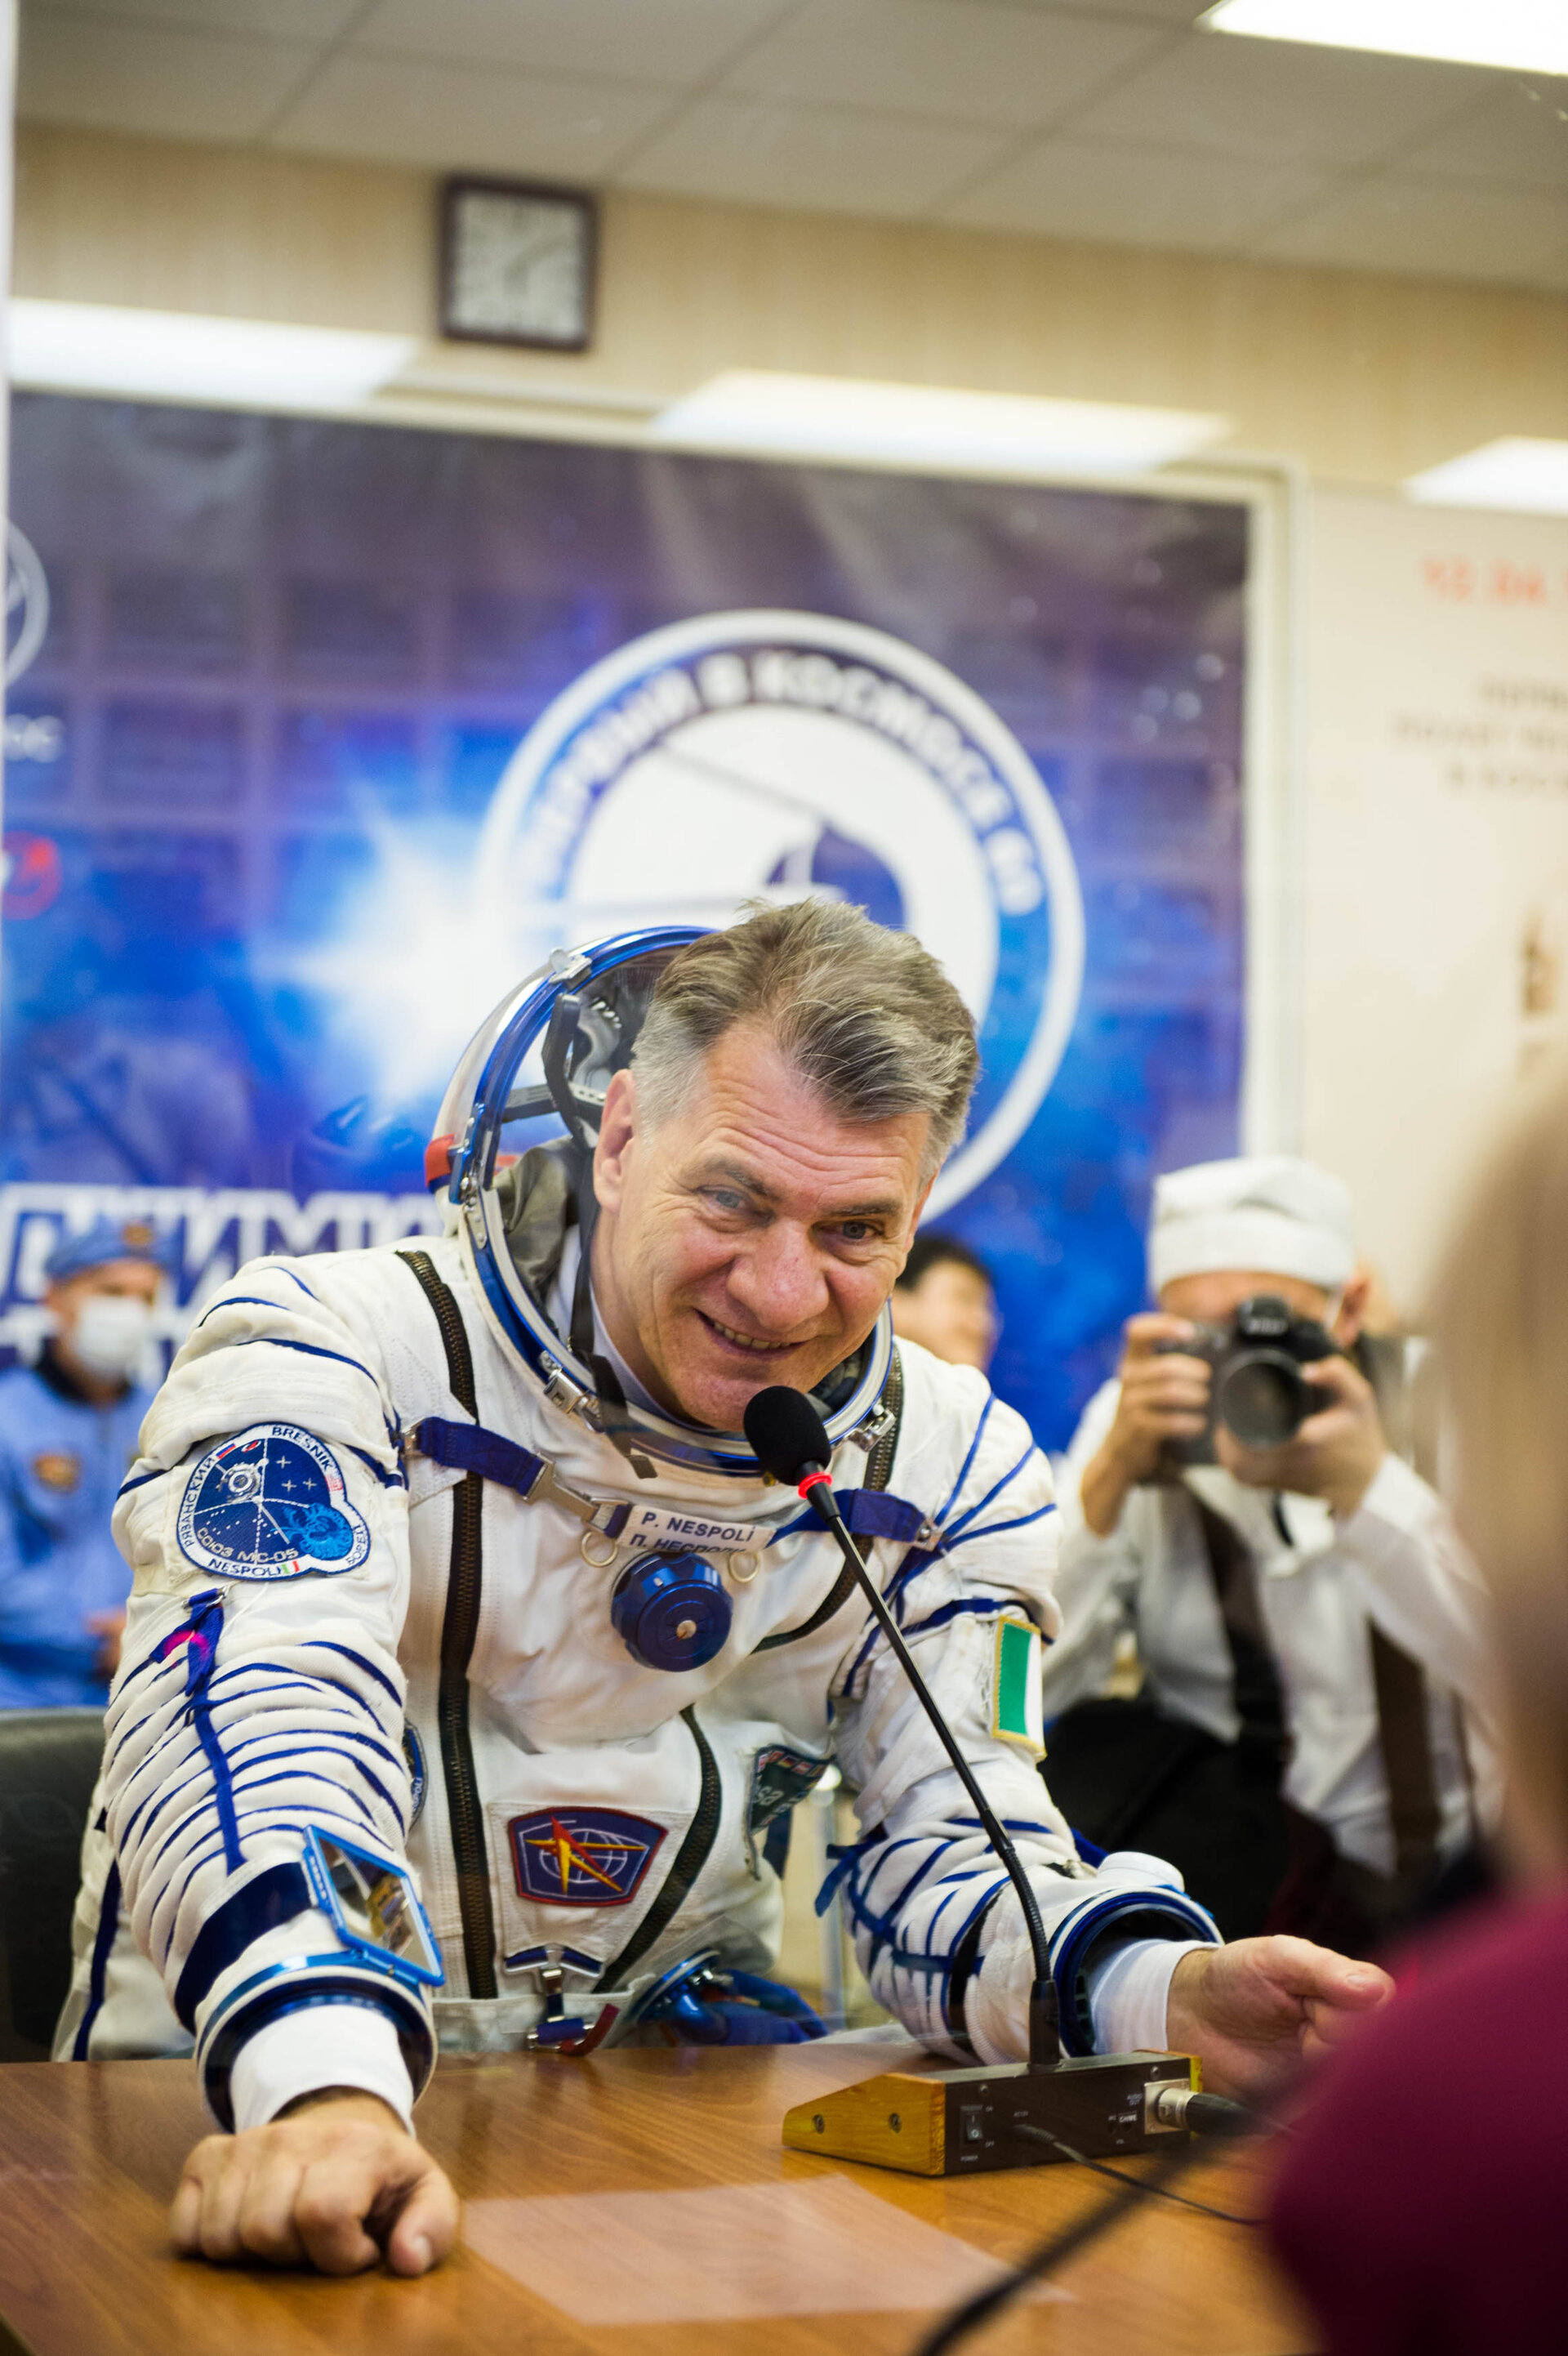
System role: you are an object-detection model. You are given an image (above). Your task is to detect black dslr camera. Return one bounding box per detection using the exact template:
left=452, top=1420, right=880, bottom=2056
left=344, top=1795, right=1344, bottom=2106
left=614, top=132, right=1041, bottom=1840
left=1156, top=1293, right=1338, bottom=1466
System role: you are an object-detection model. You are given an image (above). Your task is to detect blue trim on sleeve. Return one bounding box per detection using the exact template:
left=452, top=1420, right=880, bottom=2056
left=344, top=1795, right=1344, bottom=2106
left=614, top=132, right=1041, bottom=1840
left=900, top=1594, right=1019, bottom=1640
left=1049, top=1887, right=1220, bottom=2056
left=71, top=1860, right=122, bottom=2061
left=344, top=1442, right=405, bottom=1491
left=233, top=1336, right=383, bottom=1392
left=943, top=1438, right=1040, bottom=1542
left=196, top=1295, right=305, bottom=1329
left=174, top=1859, right=312, bottom=2032
left=942, top=1500, right=1058, bottom=1550
left=115, top=1466, right=163, bottom=1500
left=270, top=1266, right=322, bottom=1303
left=156, top=1593, right=243, bottom=1876
left=229, top=1757, right=405, bottom=1829
left=299, top=1640, right=403, bottom=1713
left=936, top=1394, right=994, bottom=1524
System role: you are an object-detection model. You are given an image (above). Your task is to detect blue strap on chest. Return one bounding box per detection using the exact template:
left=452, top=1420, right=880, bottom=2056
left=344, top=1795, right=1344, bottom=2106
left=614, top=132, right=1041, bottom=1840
left=411, top=1416, right=548, bottom=1498
left=772, top=1488, right=934, bottom=1549
left=835, top=1489, right=933, bottom=1546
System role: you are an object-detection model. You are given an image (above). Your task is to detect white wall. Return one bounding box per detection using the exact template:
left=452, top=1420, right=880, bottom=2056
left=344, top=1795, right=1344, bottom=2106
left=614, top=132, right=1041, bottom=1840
left=1303, top=491, right=1568, bottom=1307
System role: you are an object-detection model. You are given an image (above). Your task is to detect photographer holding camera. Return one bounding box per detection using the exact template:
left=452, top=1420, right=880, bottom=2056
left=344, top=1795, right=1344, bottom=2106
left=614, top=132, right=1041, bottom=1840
left=1043, top=1157, right=1495, bottom=1952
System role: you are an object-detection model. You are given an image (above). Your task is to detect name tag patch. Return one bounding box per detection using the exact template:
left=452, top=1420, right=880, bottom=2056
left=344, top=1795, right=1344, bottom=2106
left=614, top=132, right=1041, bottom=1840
left=614, top=1503, right=777, bottom=1557
left=176, top=1423, right=372, bottom=1581
left=508, top=1807, right=666, bottom=1908
left=33, top=1450, right=80, bottom=1493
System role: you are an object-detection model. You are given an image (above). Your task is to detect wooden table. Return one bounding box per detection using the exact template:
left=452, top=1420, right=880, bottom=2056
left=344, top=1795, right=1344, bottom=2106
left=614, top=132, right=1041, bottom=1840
left=0, top=2042, right=1316, bottom=2356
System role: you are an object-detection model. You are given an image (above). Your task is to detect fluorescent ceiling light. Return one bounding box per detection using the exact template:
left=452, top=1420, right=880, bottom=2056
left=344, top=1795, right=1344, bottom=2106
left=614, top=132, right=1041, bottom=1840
left=1405, top=440, right=1568, bottom=515
left=1200, top=0, right=1568, bottom=77
left=8, top=300, right=417, bottom=413
left=650, top=372, right=1230, bottom=478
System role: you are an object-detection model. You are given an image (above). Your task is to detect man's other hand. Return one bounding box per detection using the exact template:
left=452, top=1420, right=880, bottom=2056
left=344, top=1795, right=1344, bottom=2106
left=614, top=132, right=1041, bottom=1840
left=170, top=2090, right=458, bottom=2276
left=1216, top=1352, right=1385, bottom=1518
left=1080, top=1314, right=1211, bottom=1535
left=1166, top=1937, right=1392, bottom=2099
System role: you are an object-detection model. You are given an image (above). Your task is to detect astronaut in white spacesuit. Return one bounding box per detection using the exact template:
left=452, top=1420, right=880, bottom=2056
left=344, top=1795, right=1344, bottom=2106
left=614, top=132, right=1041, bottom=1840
left=59, top=902, right=1390, bottom=2277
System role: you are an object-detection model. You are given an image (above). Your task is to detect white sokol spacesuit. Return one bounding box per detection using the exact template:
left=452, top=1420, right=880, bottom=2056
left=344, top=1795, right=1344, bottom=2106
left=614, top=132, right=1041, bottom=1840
left=56, top=930, right=1218, bottom=2131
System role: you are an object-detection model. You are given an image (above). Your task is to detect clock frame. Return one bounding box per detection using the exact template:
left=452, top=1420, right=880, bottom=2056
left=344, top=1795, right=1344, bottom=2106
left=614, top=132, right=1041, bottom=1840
left=439, top=176, right=598, bottom=354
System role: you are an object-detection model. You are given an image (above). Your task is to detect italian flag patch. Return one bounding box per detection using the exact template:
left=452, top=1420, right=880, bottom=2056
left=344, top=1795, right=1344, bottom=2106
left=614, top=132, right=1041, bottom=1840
left=991, top=1617, right=1045, bottom=1756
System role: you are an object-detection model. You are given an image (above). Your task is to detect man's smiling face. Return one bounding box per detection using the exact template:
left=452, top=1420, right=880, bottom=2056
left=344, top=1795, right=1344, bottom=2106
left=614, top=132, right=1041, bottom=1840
left=590, top=1022, right=933, bottom=1435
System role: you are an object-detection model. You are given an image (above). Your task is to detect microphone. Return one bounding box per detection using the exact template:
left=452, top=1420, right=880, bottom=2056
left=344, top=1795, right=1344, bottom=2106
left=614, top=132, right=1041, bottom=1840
left=744, top=1384, right=1061, bottom=2071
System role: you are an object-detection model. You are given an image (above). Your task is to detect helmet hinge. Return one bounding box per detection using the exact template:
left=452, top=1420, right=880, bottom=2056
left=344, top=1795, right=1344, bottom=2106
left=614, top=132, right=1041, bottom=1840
left=539, top=1353, right=604, bottom=1431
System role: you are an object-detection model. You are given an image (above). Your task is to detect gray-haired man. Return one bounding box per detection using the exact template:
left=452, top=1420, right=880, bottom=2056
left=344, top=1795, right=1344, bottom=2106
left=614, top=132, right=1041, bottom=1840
left=62, top=906, right=1388, bottom=2278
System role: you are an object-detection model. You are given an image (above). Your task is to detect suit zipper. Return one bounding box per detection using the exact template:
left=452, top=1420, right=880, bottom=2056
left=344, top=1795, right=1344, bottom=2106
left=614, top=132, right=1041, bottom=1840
left=399, top=1250, right=498, bottom=2000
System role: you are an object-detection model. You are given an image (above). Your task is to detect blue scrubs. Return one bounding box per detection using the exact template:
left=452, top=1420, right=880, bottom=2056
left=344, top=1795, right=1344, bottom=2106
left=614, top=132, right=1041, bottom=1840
left=0, top=1352, right=150, bottom=1709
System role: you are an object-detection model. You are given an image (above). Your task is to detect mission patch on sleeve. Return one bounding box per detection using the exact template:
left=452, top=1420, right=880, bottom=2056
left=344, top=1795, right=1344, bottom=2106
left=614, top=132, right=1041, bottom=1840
left=176, top=1423, right=372, bottom=1580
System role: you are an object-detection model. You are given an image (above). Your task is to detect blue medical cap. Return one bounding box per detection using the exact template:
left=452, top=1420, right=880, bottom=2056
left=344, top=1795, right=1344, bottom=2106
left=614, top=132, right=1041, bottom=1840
left=44, top=1216, right=176, bottom=1284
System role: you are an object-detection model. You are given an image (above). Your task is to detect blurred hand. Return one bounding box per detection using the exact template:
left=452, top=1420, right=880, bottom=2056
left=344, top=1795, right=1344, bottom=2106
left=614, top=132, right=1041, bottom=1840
left=1217, top=1353, right=1385, bottom=1518
left=1166, top=1937, right=1392, bottom=2099
left=87, top=1609, right=125, bottom=1679
left=1079, top=1314, right=1211, bottom=1535
left=170, top=2090, right=458, bottom=2277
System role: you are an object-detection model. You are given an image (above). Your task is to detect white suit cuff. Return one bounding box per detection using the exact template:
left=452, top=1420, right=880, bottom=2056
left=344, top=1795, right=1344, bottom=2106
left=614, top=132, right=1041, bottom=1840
left=229, top=2004, right=416, bottom=2134
left=1086, top=1936, right=1207, bottom=2054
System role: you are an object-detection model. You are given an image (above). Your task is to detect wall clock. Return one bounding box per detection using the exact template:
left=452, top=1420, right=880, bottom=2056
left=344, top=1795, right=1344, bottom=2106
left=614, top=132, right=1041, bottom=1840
left=440, top=179, right=597, bottom=352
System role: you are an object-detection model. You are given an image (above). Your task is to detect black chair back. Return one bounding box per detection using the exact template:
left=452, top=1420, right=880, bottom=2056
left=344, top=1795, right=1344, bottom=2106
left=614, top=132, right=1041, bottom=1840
left=0, top=1710, right=105, bottom=2060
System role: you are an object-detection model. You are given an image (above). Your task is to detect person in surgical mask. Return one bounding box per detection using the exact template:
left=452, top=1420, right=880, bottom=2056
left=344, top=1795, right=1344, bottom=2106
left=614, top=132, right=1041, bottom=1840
left=0, top=1217, right=169, bottom=1707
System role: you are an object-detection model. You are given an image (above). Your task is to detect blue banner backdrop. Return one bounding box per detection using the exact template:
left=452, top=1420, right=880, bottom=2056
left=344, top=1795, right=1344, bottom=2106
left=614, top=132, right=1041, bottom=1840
left=2, top=395, right=1246, bottom=1449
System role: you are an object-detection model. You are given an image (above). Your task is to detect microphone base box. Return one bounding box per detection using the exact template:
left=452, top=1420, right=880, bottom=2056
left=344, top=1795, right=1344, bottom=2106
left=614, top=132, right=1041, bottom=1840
left=781, top=2052, right=1200, bottom=2177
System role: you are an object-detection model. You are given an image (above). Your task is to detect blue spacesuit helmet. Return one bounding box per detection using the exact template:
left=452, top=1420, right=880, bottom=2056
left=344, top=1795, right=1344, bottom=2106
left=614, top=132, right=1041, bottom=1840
left=426, top=926, right=894, bottom=1479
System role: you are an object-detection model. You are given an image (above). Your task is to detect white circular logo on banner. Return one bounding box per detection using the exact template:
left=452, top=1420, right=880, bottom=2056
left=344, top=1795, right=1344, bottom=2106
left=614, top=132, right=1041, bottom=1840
left=5, top=525, right=50, bottom=689
left=475, top=610, right=1084, bottom=1215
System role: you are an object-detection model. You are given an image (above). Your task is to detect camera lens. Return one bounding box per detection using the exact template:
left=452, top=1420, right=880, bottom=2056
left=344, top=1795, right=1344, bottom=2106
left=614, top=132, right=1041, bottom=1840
left=1216, top=1351, right=1307, bottom=1448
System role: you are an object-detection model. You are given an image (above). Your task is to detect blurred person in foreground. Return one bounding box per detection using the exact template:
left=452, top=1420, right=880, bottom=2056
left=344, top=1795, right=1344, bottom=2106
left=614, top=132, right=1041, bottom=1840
left=890, top=1229, right=998, bottom=1369
left=1043, top=1158, right=1494, bottom=1948
left=1272, top=1060, right=1568, bottom=2353
left=58, top=905, right=1388, bottom=2278
left=0, top=1218, right=167, bottom=1707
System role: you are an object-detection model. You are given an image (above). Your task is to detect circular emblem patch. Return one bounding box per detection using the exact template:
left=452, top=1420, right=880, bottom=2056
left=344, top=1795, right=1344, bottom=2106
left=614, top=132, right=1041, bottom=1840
left=474, top=609, right=1085, bottom=1216
left=176, top=1422, right=372, bottom=1581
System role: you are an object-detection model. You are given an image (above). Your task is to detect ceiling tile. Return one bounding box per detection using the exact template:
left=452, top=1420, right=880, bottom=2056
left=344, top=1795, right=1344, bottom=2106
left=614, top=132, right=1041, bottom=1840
left=270, top=51, right=672, bottom=177
left=942, top=129, right=1330, bottom=248
left=352, top=0, right=793, bottom=87
left=617, top=93, right=1012, bottom=217
left=721, top=0, right=1169, bottom=129
left=1063, top=29, right=1493, bottom=167
left=1395, top=79, right=1568, bottom=194
left=17, top=11, right=317, bottom=139
left=1254, top=173, right=1568, bottom=288
left=23, top=0, right=357, bottom=32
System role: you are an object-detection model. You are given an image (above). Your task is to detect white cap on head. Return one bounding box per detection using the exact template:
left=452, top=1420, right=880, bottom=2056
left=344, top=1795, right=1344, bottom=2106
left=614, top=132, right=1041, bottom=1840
left=1148, top=1155, right=1356, bottom=1297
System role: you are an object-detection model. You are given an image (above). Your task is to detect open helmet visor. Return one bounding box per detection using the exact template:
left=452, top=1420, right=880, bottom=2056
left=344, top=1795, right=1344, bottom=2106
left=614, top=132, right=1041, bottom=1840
left=426, top=926, right=893, bottom=1479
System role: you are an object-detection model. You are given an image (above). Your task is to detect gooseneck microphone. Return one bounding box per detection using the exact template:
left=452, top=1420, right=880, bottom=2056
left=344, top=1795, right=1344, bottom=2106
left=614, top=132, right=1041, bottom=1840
left=744, top=1383, right=1061, bottom=2071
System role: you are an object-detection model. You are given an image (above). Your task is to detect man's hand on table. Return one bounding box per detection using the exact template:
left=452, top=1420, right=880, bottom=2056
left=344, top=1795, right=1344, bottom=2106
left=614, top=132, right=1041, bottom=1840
left=170, top=2089, right=459, bottom=2277
left=1167, top=1937, right=1392, bottom=2098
